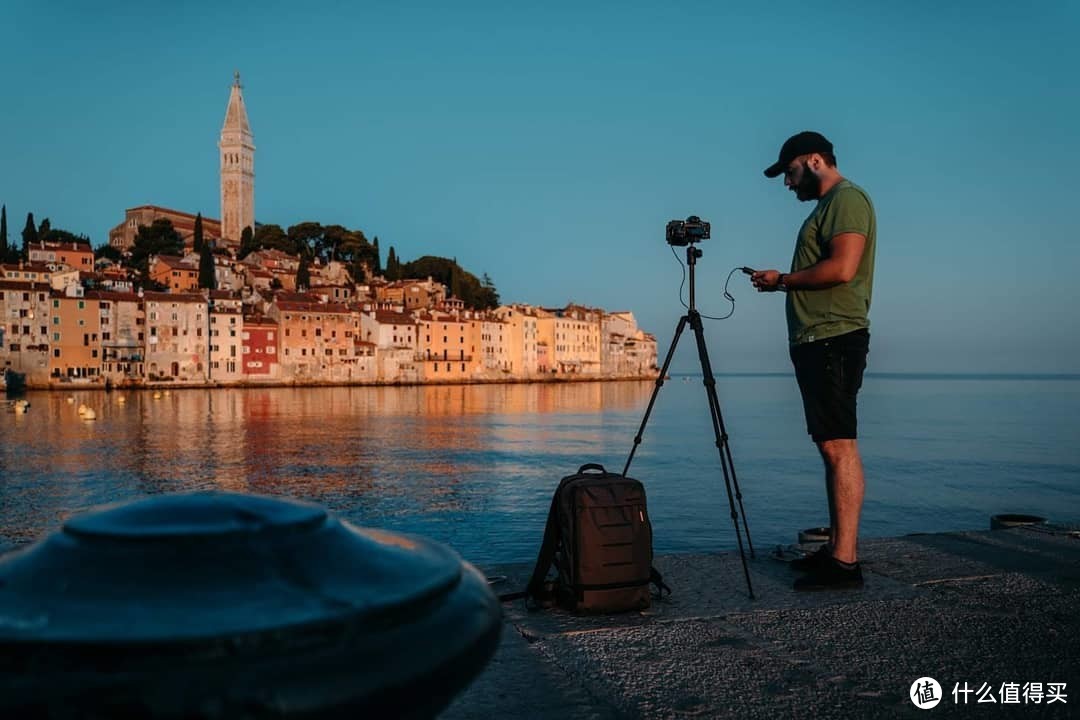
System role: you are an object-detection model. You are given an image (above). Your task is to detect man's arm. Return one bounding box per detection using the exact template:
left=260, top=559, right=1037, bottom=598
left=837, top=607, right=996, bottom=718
left=751, top=232, right=866, bottom=292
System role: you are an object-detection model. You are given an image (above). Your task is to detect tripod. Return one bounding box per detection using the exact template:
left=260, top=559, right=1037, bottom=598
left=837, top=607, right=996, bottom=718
left=622, top=242, right=756, bottom=598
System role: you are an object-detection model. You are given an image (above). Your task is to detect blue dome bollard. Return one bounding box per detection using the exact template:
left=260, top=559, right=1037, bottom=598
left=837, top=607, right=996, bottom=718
left=0, top=491, right=502, bottom=718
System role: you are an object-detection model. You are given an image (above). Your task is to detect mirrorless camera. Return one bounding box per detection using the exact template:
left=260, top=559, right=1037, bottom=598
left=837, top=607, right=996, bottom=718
left=665, top=215, right=711, bottom=246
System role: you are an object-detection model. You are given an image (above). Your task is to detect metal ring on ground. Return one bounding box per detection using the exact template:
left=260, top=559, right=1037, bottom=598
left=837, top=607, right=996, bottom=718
left=990, top=513, right=1046, bottom=531
left=797, top=526, right=831, bottom=544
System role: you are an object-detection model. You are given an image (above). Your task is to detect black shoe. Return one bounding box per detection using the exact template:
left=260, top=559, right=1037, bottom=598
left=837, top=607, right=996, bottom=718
left=793, top=557, right=864, bottom=591
left=790, top=544, right=832, bottom=573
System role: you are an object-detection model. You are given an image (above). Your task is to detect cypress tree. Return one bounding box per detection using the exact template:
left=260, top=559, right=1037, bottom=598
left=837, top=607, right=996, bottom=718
left=0, top=205, right=7, bottom=261
left=296, top=254, right=311, bottom=290
left=450, top=264, right=462, bottom=299
left=198, top=245, right=216, bottom=289
left=372, top=236, right=382, bottom=274
left=193, top=213, right=204, bottom=253
left=22, top=212, right=37, bottom=259
left=239, top=225, right=256, bottom=259
left=390, top=248, right=403, bottom=280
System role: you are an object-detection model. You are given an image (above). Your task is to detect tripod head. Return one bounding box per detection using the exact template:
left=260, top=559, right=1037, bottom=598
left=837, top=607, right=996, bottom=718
left=667, top=215, right=710, bottom=310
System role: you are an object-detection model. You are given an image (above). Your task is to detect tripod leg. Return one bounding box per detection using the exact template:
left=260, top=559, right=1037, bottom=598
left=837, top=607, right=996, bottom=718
left=689, top=310, right=756, bottom=599
left=623, top=315, right=688, bottom=477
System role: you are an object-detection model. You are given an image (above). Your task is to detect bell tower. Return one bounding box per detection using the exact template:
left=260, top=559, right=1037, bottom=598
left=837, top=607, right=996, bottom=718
left=219, top=71, right=255, bottom=244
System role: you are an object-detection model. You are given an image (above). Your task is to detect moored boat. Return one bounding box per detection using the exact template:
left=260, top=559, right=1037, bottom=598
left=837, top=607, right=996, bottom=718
left=3, top=369, right=27, bottom=396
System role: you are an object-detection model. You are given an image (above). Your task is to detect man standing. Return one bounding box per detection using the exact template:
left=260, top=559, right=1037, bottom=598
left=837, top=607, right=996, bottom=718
left=752, top=131, right=876, bottom=590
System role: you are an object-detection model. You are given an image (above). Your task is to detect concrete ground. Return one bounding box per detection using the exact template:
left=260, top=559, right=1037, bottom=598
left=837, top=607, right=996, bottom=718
left=443, top=524, right=1080, bottom=719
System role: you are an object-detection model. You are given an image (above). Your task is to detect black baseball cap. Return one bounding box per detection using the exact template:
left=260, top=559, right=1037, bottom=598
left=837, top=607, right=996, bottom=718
left=763, top=131, right=834, bottom=178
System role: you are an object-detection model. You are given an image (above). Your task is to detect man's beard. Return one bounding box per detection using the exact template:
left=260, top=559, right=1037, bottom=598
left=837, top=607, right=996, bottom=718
left=795, top=161, right=821, bottom=201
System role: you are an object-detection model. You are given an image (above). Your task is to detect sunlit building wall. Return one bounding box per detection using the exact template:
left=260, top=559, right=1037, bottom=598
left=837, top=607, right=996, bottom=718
left=241, top=316, right=279, bottom=378
left=50, top=291, right=101, bottom=379
left=91, top=290, right=145, bottom=383
left=143, top=292, right=209, bottom=381
left=416, top=311, right=480, bottom=381
left=0, top=279, right=52, bottom=383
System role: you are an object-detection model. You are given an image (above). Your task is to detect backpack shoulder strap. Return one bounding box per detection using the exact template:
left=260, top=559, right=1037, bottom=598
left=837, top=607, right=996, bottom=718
left=650, top=566, right=672, bottom=597
left=498, top=475, right=573, bottom=604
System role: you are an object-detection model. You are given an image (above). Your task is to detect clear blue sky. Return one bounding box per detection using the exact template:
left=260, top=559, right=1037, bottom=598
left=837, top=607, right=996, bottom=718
left=2, top=1, right=1077, bottom=373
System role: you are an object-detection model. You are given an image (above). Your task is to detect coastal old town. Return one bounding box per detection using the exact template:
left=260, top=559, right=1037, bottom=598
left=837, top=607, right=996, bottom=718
left=0, top=74, right=657, bottom=390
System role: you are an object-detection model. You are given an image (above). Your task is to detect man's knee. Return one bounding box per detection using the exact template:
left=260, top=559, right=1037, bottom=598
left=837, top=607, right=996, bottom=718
left=817, top=438, right=858, bottom=466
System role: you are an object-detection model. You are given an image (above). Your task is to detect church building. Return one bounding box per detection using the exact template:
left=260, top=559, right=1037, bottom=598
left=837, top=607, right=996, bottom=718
left=109, top=72, right=255, bottom=251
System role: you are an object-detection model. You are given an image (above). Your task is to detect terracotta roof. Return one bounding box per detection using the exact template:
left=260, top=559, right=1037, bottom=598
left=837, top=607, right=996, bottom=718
left=32, top=240, right=93, bottom=252
left=0, top=280, right=52, bottom=291
left=84, top=290, right=143, bottom=302
left=152, top=255, right=198, bottom=270
left=374, top=310, right=416, bottom=325
left=275, top=300, right=351, bottom=314
left=1, top=262, right=53, bottom=273
left=142, top=291, right=207, bottom=304
left=124, top=205, right=222, bottom=225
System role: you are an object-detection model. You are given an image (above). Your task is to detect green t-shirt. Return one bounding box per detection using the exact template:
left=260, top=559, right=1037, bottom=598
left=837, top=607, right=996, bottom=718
left=785, top=179, right=876, bottom=345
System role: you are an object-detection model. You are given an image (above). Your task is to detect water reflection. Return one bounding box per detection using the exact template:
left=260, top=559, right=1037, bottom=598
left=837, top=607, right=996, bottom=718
left=9, top=377, right=1074, bottom=564
left=0, top=382, right=655, bottom=556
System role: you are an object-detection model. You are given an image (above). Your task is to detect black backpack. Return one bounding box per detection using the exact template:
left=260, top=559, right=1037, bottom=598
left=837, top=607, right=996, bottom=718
left=505, top=463, right=669, bottom=613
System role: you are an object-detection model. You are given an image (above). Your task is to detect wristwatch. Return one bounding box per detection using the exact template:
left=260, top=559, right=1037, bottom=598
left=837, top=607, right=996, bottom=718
left=777, top=273, right=788, bottom=291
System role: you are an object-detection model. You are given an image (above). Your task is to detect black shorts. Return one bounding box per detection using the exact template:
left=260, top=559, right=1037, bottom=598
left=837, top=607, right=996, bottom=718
left=789, top=329, right=869, bottom=443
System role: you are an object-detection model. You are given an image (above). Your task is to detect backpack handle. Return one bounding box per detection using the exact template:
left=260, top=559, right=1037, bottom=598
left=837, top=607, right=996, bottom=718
left=577, top=463, right=607, bottom=474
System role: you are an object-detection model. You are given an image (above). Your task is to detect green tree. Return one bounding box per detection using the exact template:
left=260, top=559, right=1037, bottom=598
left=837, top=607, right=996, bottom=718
left=193, top=213, right=205, bottom=253
left=95, top=244, right=122, bottom=263
left=238, top=225, right=256, bottom=259
left=199, top=245, right=216, bottom=289
left=0, top=205, right=8, bottom=262
left=479, top=272, right=500, bottom=309
left=251, top=224, right=289, bottom=255
left=296, top=254, right=311, bottom=291
left=449, top=264, right=462, bottom=299
left=287, top=221, right=325, bottom=258
left=385, top=246, right=400, bottom=280
left=22, top=212, right=37, bottom=258
left=321, top=224, right=376, bottom=282
left=37, top=217, right=51, bottom=240
left=397, top=255, right=499, bottom=310
left=372, top=236, right=381, bottom=275
left=40, top=228, right=91, bottom=245
left=129, top=218, right=183, bottom=284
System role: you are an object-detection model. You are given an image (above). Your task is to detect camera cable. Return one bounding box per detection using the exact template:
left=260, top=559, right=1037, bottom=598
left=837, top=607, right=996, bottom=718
left=669, top=244, right=742, bottom=321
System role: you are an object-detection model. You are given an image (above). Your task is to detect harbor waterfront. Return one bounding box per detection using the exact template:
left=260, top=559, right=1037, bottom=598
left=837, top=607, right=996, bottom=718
left=3, top=375, right=1078, bottom=563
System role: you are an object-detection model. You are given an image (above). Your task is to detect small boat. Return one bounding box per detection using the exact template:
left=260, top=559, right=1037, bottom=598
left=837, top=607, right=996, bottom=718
left=3, top=369, right=27, bottom=396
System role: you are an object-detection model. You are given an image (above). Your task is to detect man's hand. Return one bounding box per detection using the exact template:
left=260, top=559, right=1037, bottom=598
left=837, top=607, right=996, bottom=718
left=751, top=269, right=783, bottom=292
